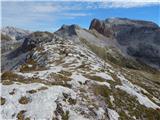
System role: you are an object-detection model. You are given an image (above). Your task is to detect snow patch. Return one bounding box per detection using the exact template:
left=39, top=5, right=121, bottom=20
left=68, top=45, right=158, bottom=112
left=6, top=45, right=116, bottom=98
left=1, top=83, right=76, bottom=119
left=69, top=110, right=89, bottom=120
left=95, top=81, right=110, bottom=88
left=68, top=73, right=88, bottom=87
left=96, top=107, right=106, bottom=119
left=110, top=95, right=115, bottom=105
left=107, top=108, right=119, bottom=120
left=16, top=66, right=62, bottom=80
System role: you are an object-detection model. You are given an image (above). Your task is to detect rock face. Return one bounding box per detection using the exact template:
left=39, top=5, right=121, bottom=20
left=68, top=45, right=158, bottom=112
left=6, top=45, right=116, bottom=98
left=89, top=18, right=160, bottom=68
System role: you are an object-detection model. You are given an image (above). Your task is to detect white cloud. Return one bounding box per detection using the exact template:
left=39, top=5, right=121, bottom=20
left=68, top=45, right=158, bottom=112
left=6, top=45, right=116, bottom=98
left=96, top=1, right=159, bottom=8
left=33, top=4, right=59, bottom=13
left=63, top=13, right=91, bottom=17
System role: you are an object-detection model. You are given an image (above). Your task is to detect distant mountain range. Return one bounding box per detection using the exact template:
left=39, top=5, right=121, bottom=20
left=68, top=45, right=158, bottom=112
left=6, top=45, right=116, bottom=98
left=1, top=26, right=31, bottom=41
left=1, top=18, right=160, bottom=120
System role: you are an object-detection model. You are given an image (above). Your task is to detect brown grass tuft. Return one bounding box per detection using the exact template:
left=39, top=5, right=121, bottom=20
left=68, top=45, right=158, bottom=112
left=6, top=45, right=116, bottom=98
left=19, top=96, right=30, bottom=104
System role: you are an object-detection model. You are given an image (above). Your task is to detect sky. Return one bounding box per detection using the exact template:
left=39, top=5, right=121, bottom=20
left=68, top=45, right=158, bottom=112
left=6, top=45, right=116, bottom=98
left=1, top=0, right=160, bottom=32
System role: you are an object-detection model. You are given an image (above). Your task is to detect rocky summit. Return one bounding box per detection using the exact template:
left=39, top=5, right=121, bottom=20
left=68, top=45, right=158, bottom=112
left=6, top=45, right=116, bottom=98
left=1, top=18, right=160, bottom=120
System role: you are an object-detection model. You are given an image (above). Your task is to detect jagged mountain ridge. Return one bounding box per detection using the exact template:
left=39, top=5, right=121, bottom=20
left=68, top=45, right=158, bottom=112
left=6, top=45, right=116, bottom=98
left=1, top=18, right=160, bottom=120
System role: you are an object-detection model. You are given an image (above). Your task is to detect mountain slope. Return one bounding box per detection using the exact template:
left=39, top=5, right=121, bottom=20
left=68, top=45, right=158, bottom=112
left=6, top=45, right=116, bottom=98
left=56, top=23, right=157, bottom=72
left=1, top=31, right=160, bottom=120
left=1, top=18, right=160, bottom=120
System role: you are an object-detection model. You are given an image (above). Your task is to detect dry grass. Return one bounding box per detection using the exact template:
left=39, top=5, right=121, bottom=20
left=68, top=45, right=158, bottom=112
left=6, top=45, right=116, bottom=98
left=62, top=111, right=69, bottom=120
left=26, top=86, right=49, bottom=94
left=1, top=97, right=6, bottom=105
left=54, top=102, right=69, bottom=120
left=26, top=90, right=37, bottom=94
left=92, top=84, right=113, bottom=108
left=2, top=80, right=14, bottom=85
left=49, top=73, right=71, bottom=82
left=16, top=110, right=26, bottom=120
left=20, top=58, right=46, bottom=72
left=1, top=71, right=23, bottom=81
left=1, top=72, right=49, bottom=86
left=19, top=96, right=30, bottom=104
left=93, top=85, right=111, bottom=98
left=84, top=74, right=105, bottom=82
left=62, top=93, right=76, bottom=105
left=68, top=98, right=77, bottom=105
left=76, top=64, right=92, bottom=71
left=37, top=86, right=48, bottom=91
left=112, top=88, right=160, bottom=119
left=80, top=38, right=107, bottom=61
left=121, top=68, right=160, bottom=100
left=2, top=73, right=72, bottom=89
left=58, top=70, right=72, bottom=77
left=1, top=33, right=12, bottom=41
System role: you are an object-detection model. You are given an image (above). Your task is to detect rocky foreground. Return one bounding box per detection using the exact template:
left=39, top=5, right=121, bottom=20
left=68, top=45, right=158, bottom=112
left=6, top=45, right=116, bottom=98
left=1, top=18, right=160, bottom=120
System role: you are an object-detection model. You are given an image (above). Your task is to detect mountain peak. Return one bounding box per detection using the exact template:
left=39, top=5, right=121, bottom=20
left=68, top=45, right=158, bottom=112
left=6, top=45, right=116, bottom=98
left=61, top=24, right=80, bottom=30
left=56, top=24, right=81, bottom=37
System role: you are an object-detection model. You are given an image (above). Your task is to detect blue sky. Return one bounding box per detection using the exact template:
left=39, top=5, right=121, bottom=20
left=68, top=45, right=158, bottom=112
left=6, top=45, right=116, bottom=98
left=1, top=1, right=160, bottom=32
